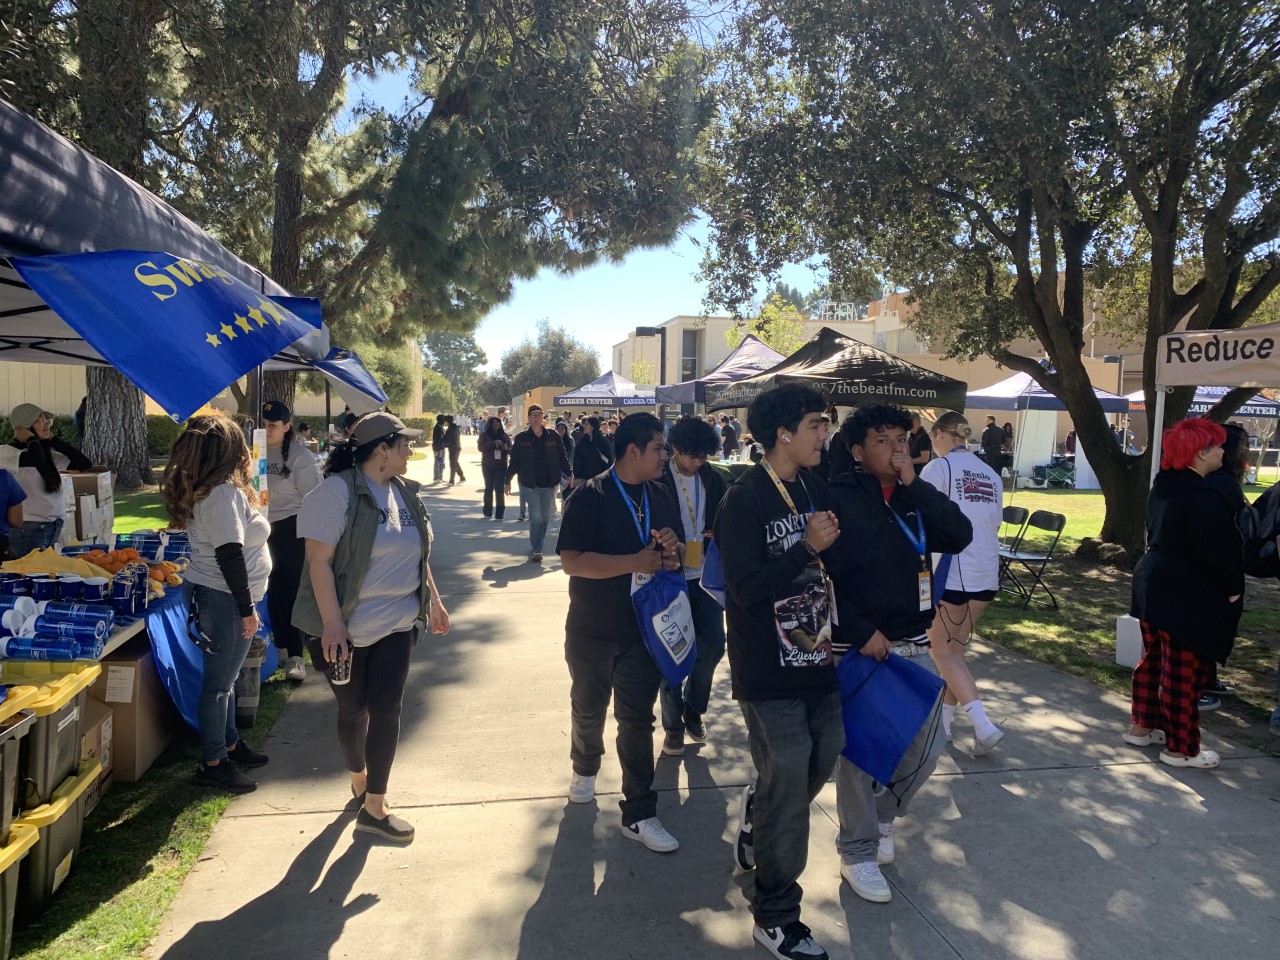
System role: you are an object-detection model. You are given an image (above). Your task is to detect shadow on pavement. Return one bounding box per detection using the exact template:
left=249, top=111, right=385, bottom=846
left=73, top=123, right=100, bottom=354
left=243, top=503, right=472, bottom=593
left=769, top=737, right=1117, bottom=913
left=158, top=806, right=373, bottom=960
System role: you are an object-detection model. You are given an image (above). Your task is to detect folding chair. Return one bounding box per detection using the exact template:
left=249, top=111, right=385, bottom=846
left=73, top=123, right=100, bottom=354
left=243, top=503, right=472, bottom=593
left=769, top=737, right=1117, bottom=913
left=998, top=510, right=1067, bottom=610
left=996, top=505, right=1030, bottom=583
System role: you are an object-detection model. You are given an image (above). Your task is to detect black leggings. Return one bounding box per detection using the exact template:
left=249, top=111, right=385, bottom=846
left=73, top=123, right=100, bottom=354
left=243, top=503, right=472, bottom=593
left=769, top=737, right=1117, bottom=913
left=266, top=515, right=305, bottom=658
left=482, top=465, right=506, bottom=518
left=448, top=448, right=465, bottom=483
left=305, top=630, right=412, bottom=795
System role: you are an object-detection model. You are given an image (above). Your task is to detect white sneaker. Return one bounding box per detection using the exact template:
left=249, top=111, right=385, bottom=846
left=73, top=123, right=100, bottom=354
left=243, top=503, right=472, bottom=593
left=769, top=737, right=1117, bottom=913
left=568, top=772, right=595, bottom=804
left=973, top=727, right=1005, bottom=756
left=876, top=821, right=895, bottom=865
left=284, top=656, right=306, bottom=682
left=841, top=861, right=892, bottom=903
left=621, top=816, right=679, bottom=853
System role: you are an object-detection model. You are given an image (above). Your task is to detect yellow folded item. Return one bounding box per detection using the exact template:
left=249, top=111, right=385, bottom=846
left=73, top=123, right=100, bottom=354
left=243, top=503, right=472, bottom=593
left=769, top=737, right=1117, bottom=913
left=1, top=548, right=103, bottom=578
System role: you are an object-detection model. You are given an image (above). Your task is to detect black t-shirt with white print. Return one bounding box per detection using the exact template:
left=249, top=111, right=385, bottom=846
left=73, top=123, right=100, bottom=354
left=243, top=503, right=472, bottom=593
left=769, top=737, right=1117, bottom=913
left=556, top=472, right=683, bottom=642
left=713, top=464, right=838, bottom=701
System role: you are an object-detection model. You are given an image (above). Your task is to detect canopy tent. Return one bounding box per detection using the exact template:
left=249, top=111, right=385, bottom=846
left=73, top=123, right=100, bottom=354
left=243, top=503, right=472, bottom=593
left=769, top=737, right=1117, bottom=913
left=654, top=334, right=785, bottom=405
left=1148, top=321, right=1280, bottom=483
left=966, top=371, right=1130, bottom=413
left=1126, top=385, right=1280, bottom=418
left=704, top=327, right=967, bottom=412
left=555, top=370, right=656, bottom=408
left=0, top=97, right=385, bottom=414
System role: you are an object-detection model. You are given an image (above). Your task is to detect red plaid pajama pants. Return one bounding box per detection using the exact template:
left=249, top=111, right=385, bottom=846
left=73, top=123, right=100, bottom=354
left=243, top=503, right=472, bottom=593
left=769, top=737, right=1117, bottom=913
left=1130, top=620, right=1213, bottom=757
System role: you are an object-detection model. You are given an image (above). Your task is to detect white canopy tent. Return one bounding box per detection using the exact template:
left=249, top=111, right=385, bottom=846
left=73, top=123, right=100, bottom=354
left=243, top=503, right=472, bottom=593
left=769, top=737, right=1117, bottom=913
left=1149, top=322, right=1280, bottom=484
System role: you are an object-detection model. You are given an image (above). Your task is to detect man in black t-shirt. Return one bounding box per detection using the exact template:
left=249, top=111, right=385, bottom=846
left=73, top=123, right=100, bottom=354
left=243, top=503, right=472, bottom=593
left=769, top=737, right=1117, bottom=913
left=714, top=385, right=842, bottom=960
left=979, top=416, right=1004, bottom=469
left=908, top=414, right=932, bottom=476
left=556, top=413, right=686, bottom=854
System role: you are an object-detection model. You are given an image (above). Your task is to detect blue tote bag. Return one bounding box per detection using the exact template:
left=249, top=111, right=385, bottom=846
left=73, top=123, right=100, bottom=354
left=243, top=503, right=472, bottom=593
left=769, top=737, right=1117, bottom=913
left=699, top=538, right=727, bottom=608
left=837, top=650, right=945, bottom=785
left=632, top=569, right=697, bottom=686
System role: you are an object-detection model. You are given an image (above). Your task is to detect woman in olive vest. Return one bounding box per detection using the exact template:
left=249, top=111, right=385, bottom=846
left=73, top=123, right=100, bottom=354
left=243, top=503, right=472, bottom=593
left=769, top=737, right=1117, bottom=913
left=293, top=412, right=450, bottom=843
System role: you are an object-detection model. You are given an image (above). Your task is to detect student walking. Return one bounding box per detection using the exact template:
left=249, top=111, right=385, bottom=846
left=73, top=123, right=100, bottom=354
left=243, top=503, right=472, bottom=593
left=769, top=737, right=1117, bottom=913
left=826, top=405, right=972, bottom=905
left=714, top=384, right=842, bottom=960
left=656, top=416, right=728, bottom=757
left=477, top=416, right=512, bottom=520
left=506, top=405, right=571, bottom=563
left=444, top=416, right=466, bottom=485
left=293, top=412, right=450, bottom=841
left=556, top=413, right=685, bottom=852
left=920, top=412, right=1005, bottom=753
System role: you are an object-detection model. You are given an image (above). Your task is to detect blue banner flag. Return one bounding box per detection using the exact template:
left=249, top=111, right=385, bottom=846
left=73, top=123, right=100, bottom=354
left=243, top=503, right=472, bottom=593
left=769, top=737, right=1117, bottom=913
left=11, top=250, right=321, bottom=420
left=314, top=346, right=387, bottom=406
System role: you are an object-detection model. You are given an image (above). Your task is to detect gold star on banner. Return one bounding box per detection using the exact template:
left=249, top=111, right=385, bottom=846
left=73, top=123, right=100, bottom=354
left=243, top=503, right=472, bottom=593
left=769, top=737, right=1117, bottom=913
left=248, top=306, right=267, bottom=327
left=205, top=332, right=221, bottom=348
left=220, top=322, right=237, bottom=341
left=257, top=297, right=289, bottom=326
left=234, top=314, right=252, bottom=334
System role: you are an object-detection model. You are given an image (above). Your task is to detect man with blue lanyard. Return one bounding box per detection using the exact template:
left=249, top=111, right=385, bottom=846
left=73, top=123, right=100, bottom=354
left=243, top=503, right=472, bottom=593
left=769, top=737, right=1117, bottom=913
left=556, top=413, right=686, bottom=852
left=825, top=404, right=972, bottom=904
left=656, top=416, right=729, bottom=757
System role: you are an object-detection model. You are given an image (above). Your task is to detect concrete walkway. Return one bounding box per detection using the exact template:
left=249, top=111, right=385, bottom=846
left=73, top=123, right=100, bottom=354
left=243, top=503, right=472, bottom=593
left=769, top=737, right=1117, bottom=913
left=149, top=452, right=1280, bottom=960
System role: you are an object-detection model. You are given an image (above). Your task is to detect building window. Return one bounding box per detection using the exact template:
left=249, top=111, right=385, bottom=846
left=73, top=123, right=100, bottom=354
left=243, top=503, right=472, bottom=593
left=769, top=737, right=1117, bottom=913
left=680, top=329, right=699, bottom=381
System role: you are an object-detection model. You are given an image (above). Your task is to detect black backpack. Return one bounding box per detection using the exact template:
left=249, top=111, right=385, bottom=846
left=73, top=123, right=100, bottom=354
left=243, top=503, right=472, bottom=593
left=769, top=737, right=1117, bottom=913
left=1237, top=483, right=1280, bottom=577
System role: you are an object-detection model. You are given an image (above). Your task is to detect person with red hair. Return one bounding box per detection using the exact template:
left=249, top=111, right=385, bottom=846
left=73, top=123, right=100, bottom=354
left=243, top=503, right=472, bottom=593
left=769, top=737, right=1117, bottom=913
left=1127, top=418, right=1243, bottom=769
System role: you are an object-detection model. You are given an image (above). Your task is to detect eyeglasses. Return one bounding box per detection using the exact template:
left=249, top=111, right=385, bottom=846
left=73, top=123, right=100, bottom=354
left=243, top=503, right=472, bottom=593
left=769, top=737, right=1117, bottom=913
left=32, top=415, right=52, bottom=425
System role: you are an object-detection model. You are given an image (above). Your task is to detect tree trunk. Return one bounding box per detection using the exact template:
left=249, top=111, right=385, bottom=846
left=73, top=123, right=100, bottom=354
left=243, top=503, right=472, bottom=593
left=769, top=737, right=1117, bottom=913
left=1092, top=448, right=1150, bottom=558
left=263, top=370, right=296, bottom=412
left=84, top=367, right=154, bottom=490
left=76, top=0, right=166, bottom=490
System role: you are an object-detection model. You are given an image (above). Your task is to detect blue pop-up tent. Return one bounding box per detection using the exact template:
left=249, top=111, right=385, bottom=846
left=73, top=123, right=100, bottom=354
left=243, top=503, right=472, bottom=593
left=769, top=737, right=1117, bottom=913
left=0, top=97, right=385, bottom=414
left=555, top=371, right=656, bottom=408
left=1125, top=385, right=1280, bottom=418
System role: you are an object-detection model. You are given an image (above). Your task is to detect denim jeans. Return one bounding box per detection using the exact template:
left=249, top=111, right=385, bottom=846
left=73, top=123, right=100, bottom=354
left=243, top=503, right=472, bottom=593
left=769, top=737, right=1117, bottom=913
left=9, top=518, right=63, bottom=558
left=835, top=645, right=945, bottom=864
left=526, top=486, right=556, bottom=553
left=741, top=693, right=844, bottom=928
left=565, top=632, right=663, bottom=826
left=193, top=584, right=254, bottom=763
left=660, top=583, right=726, bottom=732
left=433, top=451, right=445, bottom=483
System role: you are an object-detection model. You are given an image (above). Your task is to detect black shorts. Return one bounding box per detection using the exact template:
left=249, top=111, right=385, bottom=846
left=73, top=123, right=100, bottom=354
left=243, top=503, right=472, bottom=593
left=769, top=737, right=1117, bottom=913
left=941, top=588, right=997, bottom=605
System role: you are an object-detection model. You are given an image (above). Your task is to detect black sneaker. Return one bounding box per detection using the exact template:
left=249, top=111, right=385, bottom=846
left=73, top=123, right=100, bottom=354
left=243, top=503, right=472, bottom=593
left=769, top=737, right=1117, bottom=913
left=193, top=760, right=257, bottom=794
left=355, top=807, right=415, bottom=843
left=734, top=782, right=755, bottom=872
left=661, top=731, right=684, bottom=756
left=227, top=740, right=269, bottom=768
left=685, top=712, right=707, bottom=743
left=1198, top=695, right=1222, bottom=712
left=1204, top=680, right=1236, bottom=696
left=753, top=921, right=828, bottom=960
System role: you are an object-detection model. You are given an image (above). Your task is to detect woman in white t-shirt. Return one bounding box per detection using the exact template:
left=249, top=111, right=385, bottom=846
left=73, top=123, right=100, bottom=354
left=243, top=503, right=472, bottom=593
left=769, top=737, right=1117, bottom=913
left=293, top=412, right=449, bottom=844
left=919, top=412, right=1006, bottom=756
left=162, top=414, right=273, bottom=795
left=0, top=403, right=93, bottom=556
left=260, top=401, right=322, bottom=683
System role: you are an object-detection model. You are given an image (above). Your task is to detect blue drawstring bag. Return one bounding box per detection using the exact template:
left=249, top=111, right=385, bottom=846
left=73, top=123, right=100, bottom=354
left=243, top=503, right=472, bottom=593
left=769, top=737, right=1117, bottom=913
left=699, top=538, right=727, bottom=608
left=838, top=650, right=945, bottom=785
left=632, top=569, right=697, bottom=686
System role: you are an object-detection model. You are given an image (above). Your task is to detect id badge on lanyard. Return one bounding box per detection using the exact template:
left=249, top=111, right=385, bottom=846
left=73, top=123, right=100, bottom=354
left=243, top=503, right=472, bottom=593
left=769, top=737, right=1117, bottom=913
left=611, top=469, right=652, bottom=595
left=917, top=570, right=932, bottom=611
left=888, top=502, right=931, bottom=611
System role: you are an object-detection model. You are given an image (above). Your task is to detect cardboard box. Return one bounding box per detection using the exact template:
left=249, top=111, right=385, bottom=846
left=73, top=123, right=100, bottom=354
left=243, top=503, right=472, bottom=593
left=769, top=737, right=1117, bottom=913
left=80, top=697, right=114, bottom=816
left=88, top=637, right=176, bottom=782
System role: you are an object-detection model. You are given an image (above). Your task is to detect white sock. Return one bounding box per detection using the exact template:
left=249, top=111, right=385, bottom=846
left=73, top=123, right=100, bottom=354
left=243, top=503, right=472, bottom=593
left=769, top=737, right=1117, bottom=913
left=963, top=700, right=999, bottom=739
left=941, top=703, right=957, bottom=737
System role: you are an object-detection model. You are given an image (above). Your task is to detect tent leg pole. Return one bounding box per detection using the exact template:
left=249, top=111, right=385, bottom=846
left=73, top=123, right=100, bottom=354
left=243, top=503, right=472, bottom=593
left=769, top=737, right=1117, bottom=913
left=325, top=380, right=332, bottom=430
left=1149, top=387, right=1168, bottom=489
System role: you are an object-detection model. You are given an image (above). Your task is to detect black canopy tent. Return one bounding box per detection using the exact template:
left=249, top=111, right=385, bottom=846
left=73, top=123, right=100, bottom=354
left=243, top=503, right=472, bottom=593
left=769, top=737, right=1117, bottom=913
left=654, top=334, right=786, bottom=405
left=0, top=97, right=383, bottom=411
left=704, top=327, right=968, bottom=413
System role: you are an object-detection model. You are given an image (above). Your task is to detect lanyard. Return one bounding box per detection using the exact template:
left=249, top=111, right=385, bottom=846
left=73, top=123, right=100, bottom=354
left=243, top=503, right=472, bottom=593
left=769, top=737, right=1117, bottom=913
left=610, top=469, right=650, bottom=547
left=670, top=462, right=701, bottom=535
left=886, top=497, right=928, bottom=569
left=760, top=457, right=825, bottom=572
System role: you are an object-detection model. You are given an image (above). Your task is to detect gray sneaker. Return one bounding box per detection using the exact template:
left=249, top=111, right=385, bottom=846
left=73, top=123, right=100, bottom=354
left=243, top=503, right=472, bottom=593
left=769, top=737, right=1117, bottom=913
left=284, top=656, right=306, bottom=682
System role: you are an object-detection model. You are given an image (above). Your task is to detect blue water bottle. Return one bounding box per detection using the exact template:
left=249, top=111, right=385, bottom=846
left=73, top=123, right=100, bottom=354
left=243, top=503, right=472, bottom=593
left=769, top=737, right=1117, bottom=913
left=39, top=602, right=116, bottom=631
left=0, top=636, right=83, bottom=660
left=33, top=617, right=109, bottom=642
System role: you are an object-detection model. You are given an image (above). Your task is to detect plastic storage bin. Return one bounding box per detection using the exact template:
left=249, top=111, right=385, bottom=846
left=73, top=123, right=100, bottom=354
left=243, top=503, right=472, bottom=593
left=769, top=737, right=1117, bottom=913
left=0, top=823, right=37, bottom=960
left=13, top=758, right=100, bottom=925
left=0, top=665, right=101, bottom=810
left=0, top=704, right=36, bottom=847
